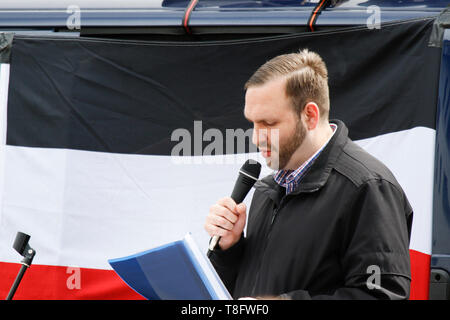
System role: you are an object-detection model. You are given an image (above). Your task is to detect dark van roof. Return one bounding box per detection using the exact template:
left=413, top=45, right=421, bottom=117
left=0, top=0, right=447, bottom=35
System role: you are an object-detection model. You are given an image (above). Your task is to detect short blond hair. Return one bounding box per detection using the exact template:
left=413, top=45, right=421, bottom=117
left=244, top=49, right=330, bottom=119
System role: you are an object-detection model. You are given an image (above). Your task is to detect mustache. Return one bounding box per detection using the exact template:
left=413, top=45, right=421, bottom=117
left=257, top=143, right=278, bottom=152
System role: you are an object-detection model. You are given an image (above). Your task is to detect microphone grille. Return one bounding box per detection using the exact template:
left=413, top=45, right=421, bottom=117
left=240, top=159, right=261, bottom=180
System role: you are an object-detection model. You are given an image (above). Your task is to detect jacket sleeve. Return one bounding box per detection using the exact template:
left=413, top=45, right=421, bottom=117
left=207, top=234, right=246, bottom=294
left=281, top=178, right=413, bottom=300
left=280, top=274, right=411, bottom=300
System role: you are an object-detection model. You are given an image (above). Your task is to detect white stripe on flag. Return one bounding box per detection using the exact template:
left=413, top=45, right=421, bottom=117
left=0, top=147, right=271, bottom=268
left=0, top=126, right=434, bottom=270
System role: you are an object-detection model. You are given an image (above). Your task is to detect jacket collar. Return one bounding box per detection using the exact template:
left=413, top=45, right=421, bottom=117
left=254, top=119, right=349, bottom=196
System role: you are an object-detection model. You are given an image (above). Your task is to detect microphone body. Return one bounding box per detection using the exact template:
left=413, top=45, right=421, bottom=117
left=208, top=160, right=261, bottom=252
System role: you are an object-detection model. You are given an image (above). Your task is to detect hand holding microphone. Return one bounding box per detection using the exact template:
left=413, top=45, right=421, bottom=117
left=205, top=198, right=247, bottom=251
left=205, top=160, right=261, bottom=251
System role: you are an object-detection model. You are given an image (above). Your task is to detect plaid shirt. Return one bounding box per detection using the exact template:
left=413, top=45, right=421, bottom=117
left=274, top=124, right=337, bottom=194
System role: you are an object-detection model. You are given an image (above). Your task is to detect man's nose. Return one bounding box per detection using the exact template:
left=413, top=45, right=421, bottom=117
left=252, top=126, right=268, bottom=148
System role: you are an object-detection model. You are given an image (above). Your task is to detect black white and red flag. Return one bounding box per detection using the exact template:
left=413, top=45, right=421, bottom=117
left=0, top=17, right=440, bottom=299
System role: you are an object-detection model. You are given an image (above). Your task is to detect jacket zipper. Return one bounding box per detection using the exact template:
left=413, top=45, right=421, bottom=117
left=270, top=207, right=279, bottom=225
left=270, top=194, right=288, bottom=225
left=250, top=198, right=285, bottom=296
left=250, top=187, right=320, bottom=295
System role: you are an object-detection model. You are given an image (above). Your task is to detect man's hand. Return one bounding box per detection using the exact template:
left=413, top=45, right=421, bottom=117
left=204, top=197, right=247, bottom=251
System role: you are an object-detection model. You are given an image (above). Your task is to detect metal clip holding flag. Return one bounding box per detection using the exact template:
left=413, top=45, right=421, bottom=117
left=5, top=232, right=36, bottom=300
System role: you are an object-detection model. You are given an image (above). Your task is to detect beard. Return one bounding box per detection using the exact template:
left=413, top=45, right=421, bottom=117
left=263, top=119, right=307, bottom=170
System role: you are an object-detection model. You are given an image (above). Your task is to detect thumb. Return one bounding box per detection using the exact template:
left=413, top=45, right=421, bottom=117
left=236, top=203, right=247, bottom=215
left=234, top=203, right=247, bottom=233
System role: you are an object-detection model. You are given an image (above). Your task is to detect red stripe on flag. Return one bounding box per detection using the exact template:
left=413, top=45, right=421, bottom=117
left=0, top=249, right=431, bottom=300
left=0, top=262, right=145, bottom=300
left=409, top=249, right=431, bottom=300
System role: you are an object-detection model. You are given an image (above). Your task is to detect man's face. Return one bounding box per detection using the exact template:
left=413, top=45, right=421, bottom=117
left=244, top=78, right=307, bottom=170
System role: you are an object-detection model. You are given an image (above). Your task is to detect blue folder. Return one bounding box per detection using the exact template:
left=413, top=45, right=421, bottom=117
left=108, top=233, right=232, bottom=300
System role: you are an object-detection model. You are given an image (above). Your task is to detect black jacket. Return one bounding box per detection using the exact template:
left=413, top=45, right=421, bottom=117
left=209, top=119, right=413, bottom=300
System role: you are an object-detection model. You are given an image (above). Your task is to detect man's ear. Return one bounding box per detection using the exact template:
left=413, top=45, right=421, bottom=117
left=303, top=102, right=320, bottom=130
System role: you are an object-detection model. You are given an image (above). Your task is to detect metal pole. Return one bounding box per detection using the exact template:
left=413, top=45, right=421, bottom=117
left=5, top=263, right=29, bottom=300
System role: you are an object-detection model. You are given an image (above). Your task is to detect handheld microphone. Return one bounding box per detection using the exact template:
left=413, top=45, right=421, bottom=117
left=208, top=159, right=261, bottom=251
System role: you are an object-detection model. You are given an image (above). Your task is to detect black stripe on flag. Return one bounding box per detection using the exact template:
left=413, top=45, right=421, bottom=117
left=6, top=18, right=440, bottom=156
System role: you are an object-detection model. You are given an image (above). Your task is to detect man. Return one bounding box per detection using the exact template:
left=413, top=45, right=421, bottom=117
left=204, top=49, right=413, bottom=300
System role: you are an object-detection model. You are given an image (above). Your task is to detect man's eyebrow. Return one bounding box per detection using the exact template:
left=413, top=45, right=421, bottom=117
left=243, top=109, right=273, bottom=124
